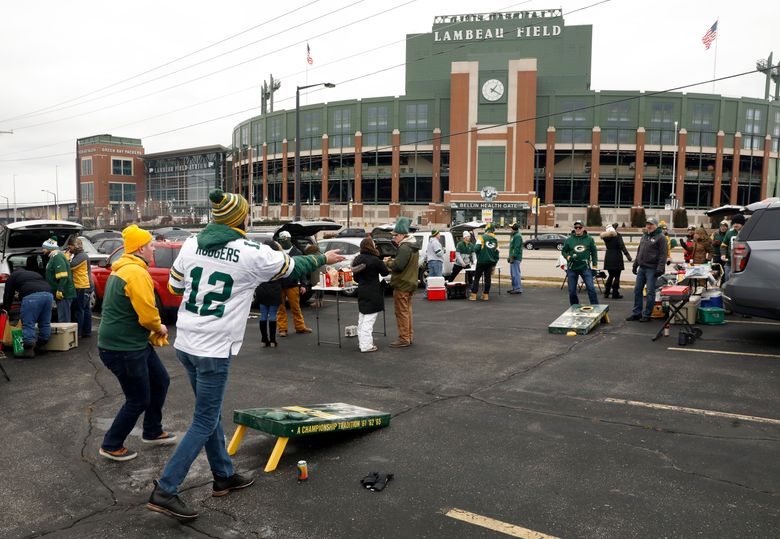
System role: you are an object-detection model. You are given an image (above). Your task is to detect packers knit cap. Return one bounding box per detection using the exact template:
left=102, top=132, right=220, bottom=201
left=122, top=224, right=153, bottom=253
left=485, top=223, right=495, bottom=232
left=209, top=189, right=248, bottom=227
left=393, top=216, right=411, bottom=234
left=431, top=229, right=440, bottom=236
left=42, top=237, right=59, bottom=250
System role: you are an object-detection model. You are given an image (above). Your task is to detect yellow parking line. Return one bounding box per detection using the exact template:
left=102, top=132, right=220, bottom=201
left=667, top=347, right=780, bottom=359
left=603, top=398, right=780, bottom=426
left=444, top=508, right=560, bottom=539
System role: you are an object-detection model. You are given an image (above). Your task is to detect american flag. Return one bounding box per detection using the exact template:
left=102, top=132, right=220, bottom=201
left=306, top=43, right=313, bottom=65
left=702, top=21, right=717, bottom=50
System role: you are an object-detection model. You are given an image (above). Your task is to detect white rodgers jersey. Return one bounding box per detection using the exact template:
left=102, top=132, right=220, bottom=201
left=169, top=235, right=293, bottom=358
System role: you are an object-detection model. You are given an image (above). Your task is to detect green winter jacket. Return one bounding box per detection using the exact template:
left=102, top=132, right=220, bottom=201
left=388, top=236, right=420, bottom=292
left=45, top=251, right=76, bottom=299
left=508, top=232, right=523, bottom=262
left=721, top=228, right=740, bottom=262
left=561, top=231, right=598, bottom=272
left=455, top=240, right=473, bottom=266
left=473, top=233, right=499, bottom=265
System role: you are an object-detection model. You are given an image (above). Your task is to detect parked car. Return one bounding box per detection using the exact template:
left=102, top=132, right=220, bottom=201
left=335, top=227, right=366, bottom=238
left=152, top=227, right=194, bottom=241
left=411, top=230, right=457, bottom=286
left=77, top=236, right=109, bottom=266
left=1, top=219, right=83, bottom=301
left=318, top=236, right=397, bottom=296
left=91, top=241, right=184, bottom=321
left=82, top=229, right=122, bottom=242
left=93, top=236, right=124, bottom=255
left=524, top=233, right=568, bottom=251
left=723, top=199, right=780, bottom=320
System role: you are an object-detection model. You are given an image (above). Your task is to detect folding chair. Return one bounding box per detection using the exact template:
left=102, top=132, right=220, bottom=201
left=560, top=270, right=605, bottom=293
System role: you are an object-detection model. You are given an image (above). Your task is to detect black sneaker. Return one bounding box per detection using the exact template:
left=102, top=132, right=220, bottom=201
left=639, top=316, right=651, bottom=323
left=146, top=480, right=198, bottom=521
left=212, top=473, right=255, bottom=497
left=625, top=314, right=641, bottom=321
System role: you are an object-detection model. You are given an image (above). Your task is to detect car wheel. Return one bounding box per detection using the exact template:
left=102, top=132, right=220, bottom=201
left=556, top=243, right=563, bottom=251
left=418, top=267, right=428, bottom=288
left=525, top=242, right=535, bottom=250
left=342, top=284, right=358, bottom=297
left=90, top=289, right=101, bottom=311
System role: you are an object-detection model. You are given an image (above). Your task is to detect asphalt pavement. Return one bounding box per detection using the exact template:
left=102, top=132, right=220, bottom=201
left=1, top=286, right=778, bottom=538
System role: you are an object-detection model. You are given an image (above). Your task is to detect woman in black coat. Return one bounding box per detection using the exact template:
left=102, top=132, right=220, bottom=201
left=600, top=224, right=632, bottom=299
left=351, top=237, right=390, bottom=353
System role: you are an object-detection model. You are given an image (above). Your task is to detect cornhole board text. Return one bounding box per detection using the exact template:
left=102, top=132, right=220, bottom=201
left=228, top=403, right=391, bottom=472
left=548, top=304, right=610, bottom=335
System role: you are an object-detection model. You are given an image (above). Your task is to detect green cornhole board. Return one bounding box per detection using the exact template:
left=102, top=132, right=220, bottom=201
left=228, top=403, right=391, bottom=472
left=548, top=304, right=610, bottom=335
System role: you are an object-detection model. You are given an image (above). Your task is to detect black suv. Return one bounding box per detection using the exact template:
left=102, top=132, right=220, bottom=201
left=723, top=199, right=780, bottom=320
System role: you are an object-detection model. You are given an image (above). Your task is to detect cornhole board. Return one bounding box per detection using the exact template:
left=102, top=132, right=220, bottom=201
left=548, top=304, right=610, bottom=335
left=228, top=403, right=391, bottom=472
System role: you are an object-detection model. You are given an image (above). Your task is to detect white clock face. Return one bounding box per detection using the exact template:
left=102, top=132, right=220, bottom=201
left=481, top=79, right=505, bottom=102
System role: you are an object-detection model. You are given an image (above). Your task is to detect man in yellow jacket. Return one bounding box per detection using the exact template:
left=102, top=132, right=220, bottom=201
left=96, top=225, right=174, bottom=462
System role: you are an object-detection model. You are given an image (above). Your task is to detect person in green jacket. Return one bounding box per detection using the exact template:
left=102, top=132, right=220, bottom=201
left=448, top=230, right=474, bottom=286
left=561, top=220, right=599, bottom=306
left=508, top=222, right=524, bottom=294
left=721, top=214, right=746, bottom=283
left=710, top=220, right=729, bottom=266
left=470, top=223, right=499, bottom=301
left=385, top=216, right=420, bottom=348
left=42, top=237, right=76, bottom=322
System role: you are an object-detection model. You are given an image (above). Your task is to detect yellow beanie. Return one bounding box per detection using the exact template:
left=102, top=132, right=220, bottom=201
left=122, top=224, right=153, bottom=253
left=209, top=189, right=248, bottom=227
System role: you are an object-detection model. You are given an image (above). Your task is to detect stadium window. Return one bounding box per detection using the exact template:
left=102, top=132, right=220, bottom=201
left=112, top=158, right=133, bottom=176
left=605, top=102, right=630, bottom=124
left=80, top=182, right=94, bottom=202
left=560, top=100, right=586, bottom=124
left=80, top=157, right=93, bottom=176
left=691, top=103, right=714, bottom=128
left=772, top=111, right=780, bottom=152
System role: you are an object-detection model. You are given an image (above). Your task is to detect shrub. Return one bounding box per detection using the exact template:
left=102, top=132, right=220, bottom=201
left=586, top=206, right=602, bottom=227
left=630, top=207, right=647, bottom=228
left=673, top=208, right=688, bottom=229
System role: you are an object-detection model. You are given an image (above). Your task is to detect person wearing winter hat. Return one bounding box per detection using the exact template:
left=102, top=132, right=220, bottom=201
left=97, top=224, right=174, bottom=463
left=425, top=229, right=445, bottom=281
left=627, top=217, right=667, bottom=322
left=67, top=236, right=94, bottom=338
left=470, top=222, right=499, bottom=301
left=600, top=223, right=632, bottom=299
left=721, top=214, right=746, bottom=283
left=42, top=236, right=76, bottom=322
left=448, top=230, right=474, bottom=286
left=276, top=230, right=312, bottom=336
left=385, top=216, right=419, bottom=347
left=711, top=220, right=729, bottom=266
left=149, top=189, right=345, bottom=521
left=351, top=236, right=390, bottom=352
left=2, top=255, right=53, bottom=358
left=561, top=220, right=599, bottom=306
left=507, top=222, right=524, bottom=294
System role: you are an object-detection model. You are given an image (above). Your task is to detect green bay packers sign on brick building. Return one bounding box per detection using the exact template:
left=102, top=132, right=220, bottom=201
left=230, top=8, right=778, bottom=228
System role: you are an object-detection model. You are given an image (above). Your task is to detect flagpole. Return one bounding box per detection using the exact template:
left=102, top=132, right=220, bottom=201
left=305, top=44, right=309, bottom=106
left=712, top=18, right=719, bottom=94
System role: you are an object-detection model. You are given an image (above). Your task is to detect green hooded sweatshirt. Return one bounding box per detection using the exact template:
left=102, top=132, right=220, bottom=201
left=561, top=231, right=598, bottom=272
left=45, top=250, right=76, bottom=299
left=473, top=233, right=500, bottom=265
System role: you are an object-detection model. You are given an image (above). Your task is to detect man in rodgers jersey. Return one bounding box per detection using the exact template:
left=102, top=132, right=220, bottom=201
left=147, top=189, right=344, bottom=521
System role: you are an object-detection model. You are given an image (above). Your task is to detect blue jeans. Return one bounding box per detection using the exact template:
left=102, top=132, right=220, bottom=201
left=74, top=287, right=92, bottom=337
left=567, top=268, right=599, bottom=305
left=157, top=350, right=234, bottom=495
left=99, top=345, right=170, bottom=451
left=510, top=260, right=522, bottom=291
left=427, top=260, right=443, bottom=280
left=21, top=291, right=53, bottom=344
left=56, top=298, right=72, bottom=323
left=722, top=262, right=731, bottom=283
left=632, top=267, right=658, bottom=318
left=259, top=303, right=278, bottom=321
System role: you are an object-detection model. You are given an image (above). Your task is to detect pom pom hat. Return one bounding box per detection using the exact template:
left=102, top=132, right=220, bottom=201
left=393, top=216, right=411, bottom=235
left=122, top=225, right=153, bottom=253
left=209, top=189, right=248, bottom=228
left=41, top=237, right=59, bottom=250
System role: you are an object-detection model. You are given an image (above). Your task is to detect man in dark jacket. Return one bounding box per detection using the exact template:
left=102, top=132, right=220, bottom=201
left=352, top=237, right=390, bottom=352
left=627, top=217, right=668, bottom=322
left=386, top=217, right=419, bottom=348
left=561, top=220, right=599, bottom=306
left=2, top=256, right=54, bottom=357
left=469, top=223, right=500, bottom=301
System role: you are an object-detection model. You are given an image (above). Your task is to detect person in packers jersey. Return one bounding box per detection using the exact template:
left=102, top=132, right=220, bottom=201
left=147, top=189, right=344, bottom=522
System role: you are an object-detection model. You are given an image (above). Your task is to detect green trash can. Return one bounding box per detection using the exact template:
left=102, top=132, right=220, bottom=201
left=12, top=328, right=24, bottom=356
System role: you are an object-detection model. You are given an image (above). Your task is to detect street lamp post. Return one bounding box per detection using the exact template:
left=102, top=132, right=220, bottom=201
left=55, top=165, right=60, bottom=220
left=295, top=82, right=335, bottom=221
left=524, top=140, right=539, bottom=237
left=0, top=195, right=8, bottom=221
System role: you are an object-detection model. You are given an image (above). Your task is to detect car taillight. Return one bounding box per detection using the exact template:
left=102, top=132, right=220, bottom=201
left=0, top=273, right=9, bottom=283
left=450, top=251, right=456, bottom=262
left=732, top=241, right=750, bottom=273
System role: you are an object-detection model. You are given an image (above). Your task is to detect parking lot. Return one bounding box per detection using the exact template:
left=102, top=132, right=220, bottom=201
left=1, top=286, right=778, bottom=538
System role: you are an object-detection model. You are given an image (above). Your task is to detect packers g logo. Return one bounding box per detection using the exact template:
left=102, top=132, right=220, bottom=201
left=574, top=245, right=586, bottom=253
left=485, top=240, right=497, bottom=249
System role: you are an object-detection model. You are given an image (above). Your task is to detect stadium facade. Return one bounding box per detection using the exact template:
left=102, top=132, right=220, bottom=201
left=234, top=9, right=775, bottom=226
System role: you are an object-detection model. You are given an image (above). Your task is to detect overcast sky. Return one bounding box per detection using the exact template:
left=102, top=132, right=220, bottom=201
left=0, top=0, right=775, bottom=207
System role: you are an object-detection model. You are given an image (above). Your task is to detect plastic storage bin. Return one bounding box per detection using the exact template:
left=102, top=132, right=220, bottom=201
left=697, top=307, right=725, bottom=325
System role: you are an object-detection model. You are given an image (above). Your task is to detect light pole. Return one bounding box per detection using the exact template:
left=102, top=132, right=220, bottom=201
left=0, top=194, right=8, bottom=221
left=670, top=120, right=678, bottom=228
left=295, top=82, right=335, bottom=221
left=42, top=189, right=58, bottom=220
left=55, top=165, right=60, bottom=220
left=524, top=140, right=539, bottom=237
left=12, top=174, right=17, bottom=222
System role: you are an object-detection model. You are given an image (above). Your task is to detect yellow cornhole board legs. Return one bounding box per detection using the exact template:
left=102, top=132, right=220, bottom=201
left=227, top=425, right=289, bottom=472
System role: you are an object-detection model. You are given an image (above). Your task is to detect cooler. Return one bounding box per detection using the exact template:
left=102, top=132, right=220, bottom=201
left=700, top=290, right=724, bottom=309
left=697, top=307, right=725, bottom=325
left=427, top=288, right=446, bottom=301
left=446, top=282, right=468, bottom=300
left=427, top=276, right=446, bottom=288
left=673, top=295, right=700, bottom=325
left=45, top=323, right=79, bottom=351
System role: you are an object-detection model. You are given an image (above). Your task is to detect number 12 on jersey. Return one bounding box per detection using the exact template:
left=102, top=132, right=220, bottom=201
left=184, top=266, right=234, bottom=318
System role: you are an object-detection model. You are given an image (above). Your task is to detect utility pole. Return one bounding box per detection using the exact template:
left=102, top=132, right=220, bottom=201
left=12, top=174, right=17, bottom=222
left=55, top=165, right=60, bottom=220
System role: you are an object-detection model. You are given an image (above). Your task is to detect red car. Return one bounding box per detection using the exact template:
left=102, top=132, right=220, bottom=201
left=92, top=241, right=184, bottom=321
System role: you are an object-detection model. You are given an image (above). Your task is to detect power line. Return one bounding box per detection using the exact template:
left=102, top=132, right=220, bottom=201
left=0, top=0, right=324, bottom=124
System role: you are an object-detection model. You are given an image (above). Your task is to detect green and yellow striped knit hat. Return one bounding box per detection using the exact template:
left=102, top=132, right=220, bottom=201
left=209, top=189, right=248, bottom=227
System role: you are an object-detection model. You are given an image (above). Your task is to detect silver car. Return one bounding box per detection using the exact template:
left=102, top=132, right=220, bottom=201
left=723, top=199, right=780, bottom=320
